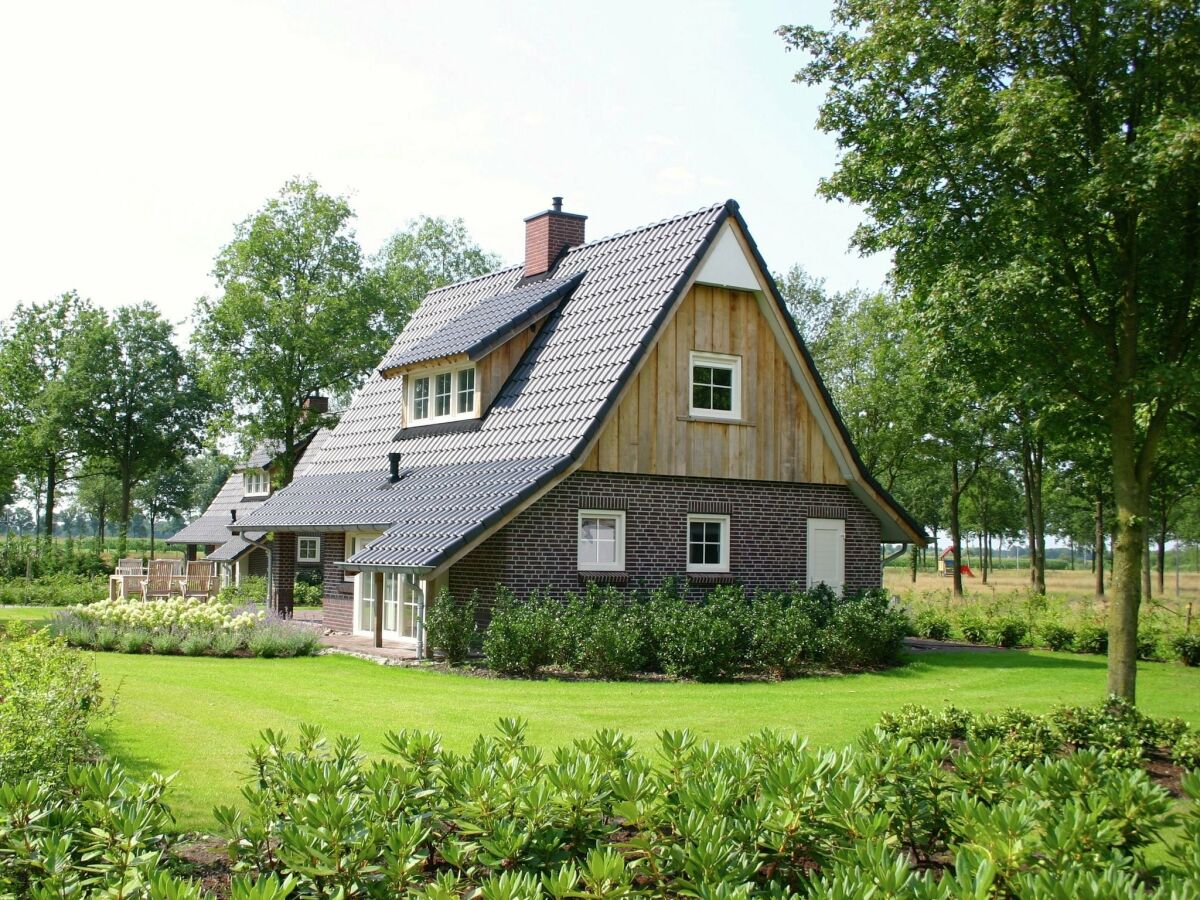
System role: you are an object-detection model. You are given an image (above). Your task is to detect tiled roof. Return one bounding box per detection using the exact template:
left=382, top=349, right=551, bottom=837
left=205, top=535, right=255, bottom=562
left=235, top=202, right=731, bottom=566
left=380, top=273, right=584, bottom=371
left=166, top=429, right=330, bottom=548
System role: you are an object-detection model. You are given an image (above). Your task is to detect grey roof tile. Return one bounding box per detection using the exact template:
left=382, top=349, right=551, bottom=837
left=380, top=274, right=583, bottom=371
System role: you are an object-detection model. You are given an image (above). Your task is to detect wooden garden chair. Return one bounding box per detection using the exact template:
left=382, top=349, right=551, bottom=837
left=143, top=559, right=180, bottom=601
left=119, top=574, right=145, bottom=600
left=116, top=557, right=144, bottom=575
left=181, top=560, right=218, bottom=600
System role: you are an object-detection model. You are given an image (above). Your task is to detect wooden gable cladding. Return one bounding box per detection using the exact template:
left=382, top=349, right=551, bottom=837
left=477, top=324, right=539, bottom=413
left=579, top=284, right=845, bottom=485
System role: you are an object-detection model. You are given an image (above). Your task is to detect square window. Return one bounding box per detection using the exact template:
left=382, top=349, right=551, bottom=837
left=686, top=514, right=730, bottom=573
left=457, top=368, right=475, bottom=414
left=297, top=536, right=321, bottom=564
left=412, top=377, right=430, bottom=420
left=243, top=470, right=269, bottom=497
left=434, top=372, right=452, bottom=416
left=689, top=352, right=741, bottom=420
left=577, top=510, right=625, bottom=571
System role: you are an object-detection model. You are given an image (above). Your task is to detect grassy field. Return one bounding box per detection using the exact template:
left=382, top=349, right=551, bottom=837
left=92, top=648, right=1200, bottom=832
left=5, top=606, right=1199, bottom=833
left=885, top=565, right=1200, bottom=607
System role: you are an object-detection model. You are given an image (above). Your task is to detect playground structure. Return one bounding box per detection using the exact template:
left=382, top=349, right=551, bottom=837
left=938, top=546, right=975, bottom=578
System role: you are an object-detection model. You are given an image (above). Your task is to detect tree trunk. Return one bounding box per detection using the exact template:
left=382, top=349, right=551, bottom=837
left=1108, top=400, right=1147, bottom=702
left=910, top=543, right=918, bottom=583
left=1156, top=508, right=1167, bottom=595
left=950, top=460, right=964, bottom=598
left=1143, top=534, right=1152, bottom=601
left=1020, top=433, right=1047, bottom=594
left=1095, top=495, right=1106, bottom=597
left=44, top=455, right=57, bottom=543
left=117, top=474, right=132, bottom=560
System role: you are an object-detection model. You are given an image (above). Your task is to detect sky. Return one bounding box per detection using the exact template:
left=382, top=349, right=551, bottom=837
left=0, top=0, right=890, bottom=331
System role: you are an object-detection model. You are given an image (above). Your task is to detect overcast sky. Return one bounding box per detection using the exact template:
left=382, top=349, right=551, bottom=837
left=0, top=0, right=888, bottom=331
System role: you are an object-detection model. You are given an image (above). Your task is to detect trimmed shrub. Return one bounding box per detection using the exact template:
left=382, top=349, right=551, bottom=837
left=568, top=592, right=648, bottom=680
left=958, top=612, right=989, bottom=644
left=1174, top=732, right=1200, bottom=769
left=992, top=617, right=1029, bottom=648
left=181, top=631, right=214, bottom=656
left=1041, top=623, right=1076, bottom=651
left=94, top=626, right=120, bottom=652
left=747, top=592, right=818, bottom=678
left=1074, top=624, right=1109, bottom=655
left=481, top=589, right=560, bottom=676
left=247, top=620, right=320, bottom=658
left=1172, top=633, right=1200, bottom=667
left=913, top=608, right=952, bottom=641
left=424, top=588, right=477, bottom=664
left=212, top=631, right=244, bottom=657
left=293, top=580, right=323, bottom=607
left=822, top=590, right=908, bottom=668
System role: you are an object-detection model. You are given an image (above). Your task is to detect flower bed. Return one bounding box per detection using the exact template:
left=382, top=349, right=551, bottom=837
left=51, top=597, right=320, bottom=658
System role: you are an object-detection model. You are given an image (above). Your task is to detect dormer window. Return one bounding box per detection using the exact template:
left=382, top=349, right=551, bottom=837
left=409, top=364, right=478, bottom=425
left=244, top=469, right=269, bottom=497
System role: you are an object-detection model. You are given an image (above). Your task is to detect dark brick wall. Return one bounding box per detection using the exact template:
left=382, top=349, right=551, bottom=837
left=321, top=532, right=354, bottom=632
left=270, top=532, right=295, bottom=615
left=247, top=547, right=268, bottom=578
left=449, top=470, right=882, bottom=608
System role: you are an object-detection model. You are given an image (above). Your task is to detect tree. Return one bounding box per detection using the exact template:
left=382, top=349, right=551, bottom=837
left=0, top=293, right=103, bottom=542
left=74, top=305, right=210, bottom=557
left=135, top=460, right=194, bottom=557
left=782, top=1, right=1200, bottom=701
left=187, top=451, right=234, bottom=516
left=75, top=460, right=122, bottom=550
left=372, top=215, right=501, bottom=336
left=196, top=179, right=381, bottom=484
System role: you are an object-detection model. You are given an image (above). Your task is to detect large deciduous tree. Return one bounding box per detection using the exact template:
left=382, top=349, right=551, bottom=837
left=782, top=0, right=1200, bottom=700
left=195, top=178, right=377, bottom=484
left=75, top=304, right=210, bottom=557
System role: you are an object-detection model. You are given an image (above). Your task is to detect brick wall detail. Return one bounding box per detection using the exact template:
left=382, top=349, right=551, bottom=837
left=321, top=532, right=354, bottom=632
left=524, top=212, right=586, bottom=276
left=449, top=470, right=882, bottom=608
left=270, top=532, right=295, bottom=616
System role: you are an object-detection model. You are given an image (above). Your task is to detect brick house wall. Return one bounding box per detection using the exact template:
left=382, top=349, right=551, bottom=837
left=321, top=532, right=354, bottom=631
left=269, top=532, right=295, bottom=614
left=449, top=470, right=881, bottom=610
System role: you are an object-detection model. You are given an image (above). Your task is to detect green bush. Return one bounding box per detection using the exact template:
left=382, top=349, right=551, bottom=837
left=0, top=573, right=108, bottom=606
left=424, top=587, right=477, bottom=664
left=1175, top=732, right=1200, bottom=769
left=293, top=580, right=323, bottom=607
left=958, top=611, right=989, bottom=644
left=912, top=607, right=952, bottom=641
left=659, top=600, right=741, bottom=681
left=1041, top=622, right=1076, bottom=651
left=481, top=589, right=561, bottom=676
left=747, top=592, right=818, bottom=678
left=563, top=585, right=649, bottom=679
left=991, top=616, right=1029, bottom=648
left=94, top=625, right=120, bottom=652
left=0, top=627, right=105, bottom=785
left=247, top=621, right=320, bottom=658
left=150, top=631, right=182, bottom=655
left=1074, top=623, right=1109, bottom=654
left=212, top=631, right=245, bottom=657
left=822, top=590, right=908, bottom=668
left=1172, top=633, right=1200, bottom=667
left=217, top=575, right=267, bottom=606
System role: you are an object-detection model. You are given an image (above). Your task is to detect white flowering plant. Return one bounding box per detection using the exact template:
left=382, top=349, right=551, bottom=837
left=71, top=597, right=264, bottom=633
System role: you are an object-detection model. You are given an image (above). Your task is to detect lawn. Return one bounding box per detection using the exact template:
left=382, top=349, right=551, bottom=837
left=90, top=648, right=1200, bottom=833
left=6, top=605, right=1199, bottom=832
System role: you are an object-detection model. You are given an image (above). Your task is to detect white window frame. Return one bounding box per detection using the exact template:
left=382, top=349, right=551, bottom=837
left=688, top=351, right=742, bottom=421
left=577, top=509, right=626, bottom=572
left=408, top=363, right=478, bottom=425
left=297, top=535, right=321, bottom=564
left=243, top=469, right=269, bottom=497
left=686, top=513, right=730, bottom=573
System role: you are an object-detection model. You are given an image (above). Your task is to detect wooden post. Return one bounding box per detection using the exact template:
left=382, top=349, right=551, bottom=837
left=374, top=571, right=384, bottom=649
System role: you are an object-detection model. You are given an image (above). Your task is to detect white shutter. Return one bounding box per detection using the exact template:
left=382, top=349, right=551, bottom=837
left=806, top=518, right=846, bottom=593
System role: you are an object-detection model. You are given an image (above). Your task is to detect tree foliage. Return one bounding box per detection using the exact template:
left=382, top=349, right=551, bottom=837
left=782, top=0, right=1200, bottom=700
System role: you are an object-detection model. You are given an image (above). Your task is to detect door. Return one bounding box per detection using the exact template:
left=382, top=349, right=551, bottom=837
left=806, top=518, right=846, bottom=593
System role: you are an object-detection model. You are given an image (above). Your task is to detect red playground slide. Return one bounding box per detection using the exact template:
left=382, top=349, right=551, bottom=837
left=959, top=564, right=975, bottom=577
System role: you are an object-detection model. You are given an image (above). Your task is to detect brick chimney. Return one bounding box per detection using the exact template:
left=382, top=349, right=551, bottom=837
left=524, top=197, right=586, bottom=277
left=302, top=395, right=328, bottom=422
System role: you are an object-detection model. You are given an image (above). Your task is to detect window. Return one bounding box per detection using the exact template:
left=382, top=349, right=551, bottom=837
left=297, top=536, right=321, bottom=564
left=577, top=510, right=625, bottom=571
left=408, top=365, right=477, bottom=425
left=434, top=372, right=452, bottom=416
left=687, top=514, right=730, bottom=573
left=412, top=377, right=430, bottom=420
left=689, top=351, right=741, bottom=420
left=243, top=470, right=269, bottom=497
left=457, top=367, right=475, bottom=414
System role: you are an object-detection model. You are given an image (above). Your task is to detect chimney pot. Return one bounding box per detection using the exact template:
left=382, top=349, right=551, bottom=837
left=388, top=452, right=402, bottom=483
left=230, top=509, right=237, bottom=524
left=524, top=197, right=586, bottom=277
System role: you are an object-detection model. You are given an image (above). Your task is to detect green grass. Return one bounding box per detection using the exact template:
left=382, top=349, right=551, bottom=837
left=0, top=606, right=59, bottom=623
left=85, top=648, right=1200, bottom=833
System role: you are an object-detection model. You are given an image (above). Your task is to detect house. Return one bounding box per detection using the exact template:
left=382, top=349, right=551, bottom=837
left=232, top=198, right=927, bottom=649
left=166, top=416, right=329, bottom=586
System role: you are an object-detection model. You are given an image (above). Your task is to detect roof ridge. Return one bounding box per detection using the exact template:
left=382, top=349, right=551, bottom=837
left=566, top=200, right=729, bottom=254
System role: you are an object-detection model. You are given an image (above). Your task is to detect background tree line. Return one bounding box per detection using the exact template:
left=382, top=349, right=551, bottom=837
left=0, top=178, right=498, bottom=564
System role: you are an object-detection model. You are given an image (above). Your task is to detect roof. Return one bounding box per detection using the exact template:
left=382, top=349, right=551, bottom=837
left=234, top=200, right=926, bottom=567
left=166, top=429, right=329, bottom=548
left=380, top=273, right=584, bottom=372
left=205, top=535, right=255, bottom=562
